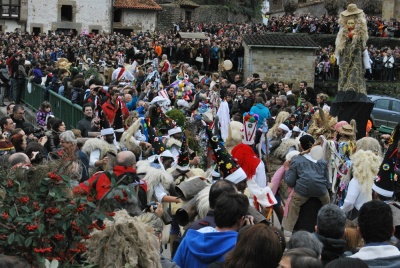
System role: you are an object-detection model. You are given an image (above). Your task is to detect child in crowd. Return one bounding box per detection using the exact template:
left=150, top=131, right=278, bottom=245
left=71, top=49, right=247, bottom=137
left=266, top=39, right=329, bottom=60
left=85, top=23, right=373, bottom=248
left=36, top=101, right=53, bottom=130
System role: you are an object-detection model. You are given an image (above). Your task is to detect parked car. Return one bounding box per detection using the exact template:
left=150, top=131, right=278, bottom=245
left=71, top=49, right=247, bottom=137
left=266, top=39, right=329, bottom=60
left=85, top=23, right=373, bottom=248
left=368, top=95, right=400, bottom=129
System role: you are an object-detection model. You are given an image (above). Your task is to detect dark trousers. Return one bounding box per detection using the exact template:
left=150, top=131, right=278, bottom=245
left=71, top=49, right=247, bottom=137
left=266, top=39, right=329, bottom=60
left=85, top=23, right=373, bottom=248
left=15, top=79, right=25, bottom=104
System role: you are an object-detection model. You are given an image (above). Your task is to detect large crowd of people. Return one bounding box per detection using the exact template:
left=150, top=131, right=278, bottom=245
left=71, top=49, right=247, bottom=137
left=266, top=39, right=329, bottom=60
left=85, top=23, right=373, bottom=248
left=0, top=4, right=399, bottom=267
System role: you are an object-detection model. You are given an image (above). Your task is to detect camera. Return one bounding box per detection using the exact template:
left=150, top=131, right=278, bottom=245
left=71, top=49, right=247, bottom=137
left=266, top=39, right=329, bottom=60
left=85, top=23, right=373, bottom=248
left=32, top=127, right=46, bottom=139
left=145, top=201, right=158, bottom=212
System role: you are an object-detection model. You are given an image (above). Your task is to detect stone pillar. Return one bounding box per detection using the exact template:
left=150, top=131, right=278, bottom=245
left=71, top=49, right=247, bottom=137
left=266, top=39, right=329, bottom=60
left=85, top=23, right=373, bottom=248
left=382, top=0, right=395, bottom=21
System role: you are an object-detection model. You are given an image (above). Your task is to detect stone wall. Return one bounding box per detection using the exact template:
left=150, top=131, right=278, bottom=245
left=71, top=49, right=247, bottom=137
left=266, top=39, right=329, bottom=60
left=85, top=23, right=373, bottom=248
left=244, top=45, right=316, bottom=86
left=122, top=10, right=157, bottom=32
left=27, top=0, right=112, bottom=33
left=156, top=4, right=250, bottom=33
left=382, top=0, right=400, bottom=21
left=0, top=20, right=22, bottom=32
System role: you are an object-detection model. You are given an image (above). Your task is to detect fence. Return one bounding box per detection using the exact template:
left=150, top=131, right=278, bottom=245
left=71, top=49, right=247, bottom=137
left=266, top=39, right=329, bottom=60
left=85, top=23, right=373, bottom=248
left=23, top=80, right=83, bottom=129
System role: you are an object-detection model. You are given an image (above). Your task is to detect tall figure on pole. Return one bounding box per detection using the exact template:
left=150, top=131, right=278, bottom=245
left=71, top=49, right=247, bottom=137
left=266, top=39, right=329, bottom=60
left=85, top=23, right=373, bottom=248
left=330, top=4, right=373, bottom=139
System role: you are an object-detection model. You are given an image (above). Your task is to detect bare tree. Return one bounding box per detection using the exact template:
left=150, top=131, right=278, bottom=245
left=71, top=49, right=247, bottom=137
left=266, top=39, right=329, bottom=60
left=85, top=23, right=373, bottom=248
left=283, top=0, right=298, bottom=15
left=360, top=0, right=383, bottom=15
left=324, top=0, right=340, bottom=16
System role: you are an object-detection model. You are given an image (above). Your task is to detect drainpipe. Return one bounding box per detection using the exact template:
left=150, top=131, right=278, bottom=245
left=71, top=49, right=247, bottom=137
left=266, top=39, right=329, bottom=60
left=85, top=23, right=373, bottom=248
left=110, top=0, right=114, bottom=34
left=249, top=47, right=253, bottom=76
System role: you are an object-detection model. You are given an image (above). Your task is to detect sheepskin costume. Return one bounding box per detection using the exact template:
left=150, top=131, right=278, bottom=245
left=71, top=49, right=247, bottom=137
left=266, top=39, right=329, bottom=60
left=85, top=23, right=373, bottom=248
left=307, top=108, right=337, bottom=140
left=85, top=210, right=161, bottom=268
left=350, top=149, right=382, bottom=201
left=225, top=121, right=243, bottom=152
left=136, top=159, right=174, bottom=243
left=136, top=160, right=174, bottom=203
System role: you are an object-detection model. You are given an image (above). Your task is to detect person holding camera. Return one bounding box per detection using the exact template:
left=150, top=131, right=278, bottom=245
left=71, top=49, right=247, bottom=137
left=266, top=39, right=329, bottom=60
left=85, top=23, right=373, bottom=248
left=76, top=103, right=101, bottom=138
left=238, top=89, right=254, bottom=115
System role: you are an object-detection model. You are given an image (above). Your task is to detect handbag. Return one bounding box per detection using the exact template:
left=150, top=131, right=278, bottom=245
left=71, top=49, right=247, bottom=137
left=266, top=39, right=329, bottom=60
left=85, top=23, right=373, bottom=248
left=196, top=56, right=203, bottom=63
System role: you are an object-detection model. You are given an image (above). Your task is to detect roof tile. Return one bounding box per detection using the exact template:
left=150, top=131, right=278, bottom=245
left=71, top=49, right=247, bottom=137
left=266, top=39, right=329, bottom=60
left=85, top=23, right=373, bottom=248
left=175, top=0, right=200, bottom=7
left=114, top=0, right=162, bottom=10
left=243, top=33, right=319, bottom=48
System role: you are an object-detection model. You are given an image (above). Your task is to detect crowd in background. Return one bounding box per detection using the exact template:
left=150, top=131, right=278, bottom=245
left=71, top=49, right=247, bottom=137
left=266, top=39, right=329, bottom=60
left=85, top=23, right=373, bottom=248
left=0, top=12, right=398, bottom=267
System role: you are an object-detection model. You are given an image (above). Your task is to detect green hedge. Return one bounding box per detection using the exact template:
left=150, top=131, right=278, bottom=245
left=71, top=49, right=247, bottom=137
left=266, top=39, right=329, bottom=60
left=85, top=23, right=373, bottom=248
left=315, top=80, right=400, bottom=99
left=309, top=34, right=400, bottom=49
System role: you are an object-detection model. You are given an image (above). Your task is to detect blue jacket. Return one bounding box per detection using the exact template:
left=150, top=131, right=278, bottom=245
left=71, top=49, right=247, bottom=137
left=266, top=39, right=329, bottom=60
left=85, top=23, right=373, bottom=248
left=250, top=103, right=271, bottom=128
left=126, top=95, right=138, bottom=111
left=173, top=229, right=237, bottom=268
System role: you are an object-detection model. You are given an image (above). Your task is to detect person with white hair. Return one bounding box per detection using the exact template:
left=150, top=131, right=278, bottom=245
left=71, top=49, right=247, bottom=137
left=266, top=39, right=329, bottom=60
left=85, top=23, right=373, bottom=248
left=59, top=130, right=89, bottom=182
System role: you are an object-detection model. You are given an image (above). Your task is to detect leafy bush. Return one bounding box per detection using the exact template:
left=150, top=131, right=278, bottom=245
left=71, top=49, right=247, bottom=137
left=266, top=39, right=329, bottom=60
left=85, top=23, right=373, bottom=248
left=0, top=160, right=134, bottom=266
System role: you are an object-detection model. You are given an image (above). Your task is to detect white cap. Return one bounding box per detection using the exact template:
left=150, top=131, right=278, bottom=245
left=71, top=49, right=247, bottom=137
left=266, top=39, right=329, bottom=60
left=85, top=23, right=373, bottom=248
left=100, top=128, right=114, bottom=136
left=225, top=167, right=247, bottom=184
left=160, top=150, right=174, bottom=159
left=150, top=96, right=167, bottom=105
left=168, top=126, right=182, bottom=136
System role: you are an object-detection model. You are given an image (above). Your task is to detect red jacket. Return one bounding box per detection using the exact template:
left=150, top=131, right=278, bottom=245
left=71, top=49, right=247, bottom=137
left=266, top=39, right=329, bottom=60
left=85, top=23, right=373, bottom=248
left=101, top=99, right=129, bottom=126
left=76, top=165, right=136, bottom=200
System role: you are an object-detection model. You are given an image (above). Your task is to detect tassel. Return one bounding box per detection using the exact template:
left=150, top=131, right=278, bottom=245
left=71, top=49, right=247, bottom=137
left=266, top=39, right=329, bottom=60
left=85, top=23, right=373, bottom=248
left=266, top=193, right=274, bottom=206
left=253, top=195, right=259, bottom=211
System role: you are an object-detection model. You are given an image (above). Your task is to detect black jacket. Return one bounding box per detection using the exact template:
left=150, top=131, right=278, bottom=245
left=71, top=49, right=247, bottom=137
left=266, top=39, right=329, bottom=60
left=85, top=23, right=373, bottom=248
left=314, top=232, right=346, bottom=266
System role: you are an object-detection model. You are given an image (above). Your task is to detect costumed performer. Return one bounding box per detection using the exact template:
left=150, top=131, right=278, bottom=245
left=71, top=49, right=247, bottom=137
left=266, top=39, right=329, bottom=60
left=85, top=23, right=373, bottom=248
left=330, top=4, right=373, bottom=139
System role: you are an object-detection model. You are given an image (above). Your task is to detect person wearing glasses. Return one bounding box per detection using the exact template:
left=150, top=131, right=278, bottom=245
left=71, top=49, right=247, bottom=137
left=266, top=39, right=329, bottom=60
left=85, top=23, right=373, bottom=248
left=10, top=105, right=29, bottom=129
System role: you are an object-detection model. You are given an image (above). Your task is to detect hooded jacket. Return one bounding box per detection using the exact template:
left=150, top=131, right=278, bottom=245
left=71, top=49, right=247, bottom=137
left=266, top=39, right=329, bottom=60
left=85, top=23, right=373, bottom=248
left=173, top=229, right=237, bottom=268
left=314, top=233, right=346, bottom=265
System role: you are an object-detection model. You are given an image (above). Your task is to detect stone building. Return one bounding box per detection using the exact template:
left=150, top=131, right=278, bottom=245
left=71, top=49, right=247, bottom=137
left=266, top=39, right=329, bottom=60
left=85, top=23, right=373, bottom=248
left=0, top=0, right=161, bottom=34
left=113, top=0, right=161, bottom=34
left=242, top=33, right=319, bottom=86
left=382, top=0, right=400, bottom=21
left=156, top=0, right=249, bottom=33
left=0, top=0, right=28, bottom=32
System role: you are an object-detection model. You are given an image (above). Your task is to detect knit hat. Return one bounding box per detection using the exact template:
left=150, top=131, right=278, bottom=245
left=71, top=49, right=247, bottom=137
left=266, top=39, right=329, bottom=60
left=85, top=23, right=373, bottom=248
left=0, top=140, right=15, bottom=155
left=242, top=113, right=259, bottom=145
left=205, top=125, right=246, bottom=184
left=177, top=135, right=190, bottom=171
left=299, top=135, right=315, bottom=150
left=372, top=123, right=400, bottom=198
left=160, top=112, right=182, bottom=136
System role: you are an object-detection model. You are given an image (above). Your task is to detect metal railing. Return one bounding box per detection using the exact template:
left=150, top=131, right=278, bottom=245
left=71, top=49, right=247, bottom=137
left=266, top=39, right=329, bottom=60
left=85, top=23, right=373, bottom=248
left=23, top=80, right=83, bottom=129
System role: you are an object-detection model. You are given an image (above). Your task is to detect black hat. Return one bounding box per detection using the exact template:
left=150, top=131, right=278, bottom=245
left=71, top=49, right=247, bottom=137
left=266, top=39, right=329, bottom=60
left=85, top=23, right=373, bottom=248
left=147, top=118, right=166, bottom=155
left=373, top=123, right=400, bottom=198
left=177, top=135, right=190, bottom=171
left=205, top=125, right=246, bottom=184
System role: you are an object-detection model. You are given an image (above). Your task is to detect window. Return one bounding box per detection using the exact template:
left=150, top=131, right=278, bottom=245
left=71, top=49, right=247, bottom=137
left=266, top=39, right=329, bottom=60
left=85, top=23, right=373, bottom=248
left=32, top=27, right=41, bottom=36
left=0, top=0, right=20, bottom=19
left=392, top=100, right=400, bottom=113
left=114, top=9, right=122, bottom=23
left=91, top=29, right=99, bottom=35
left=375, top=99, right=390, bottom=110
left=61, top=5, right=73, bottom=22
left=185, top=11, right=192, bottom=22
